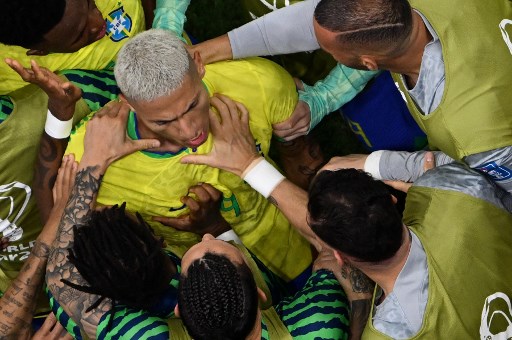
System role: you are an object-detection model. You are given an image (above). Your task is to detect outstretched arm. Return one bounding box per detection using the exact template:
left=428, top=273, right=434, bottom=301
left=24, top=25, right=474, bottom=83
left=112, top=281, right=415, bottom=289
left=5, top=59, right=82, bottom=223
left=0, top=151, right=76, bottom=340
left=46, top=102, right=160, bottom=337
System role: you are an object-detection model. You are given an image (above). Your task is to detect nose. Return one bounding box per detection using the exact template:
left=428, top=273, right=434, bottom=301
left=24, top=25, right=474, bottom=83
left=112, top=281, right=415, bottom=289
left=177, top=116, right=197, bottom=139
left=202, top=234, right=215, bottom=242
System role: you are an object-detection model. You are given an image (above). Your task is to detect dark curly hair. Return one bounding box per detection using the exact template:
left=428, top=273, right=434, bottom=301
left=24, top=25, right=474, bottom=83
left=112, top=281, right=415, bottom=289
left=178, top=252, right=259, bottom=340
left=0, top=0, right=66, bottom=48
left=61, top=204, right=176, bottom=327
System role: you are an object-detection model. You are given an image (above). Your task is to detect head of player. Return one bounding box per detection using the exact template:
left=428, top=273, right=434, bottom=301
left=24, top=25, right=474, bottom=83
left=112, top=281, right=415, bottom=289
left=0, top=0, right=106, bottom=55
left=312, top=0, right=413, bottom=71
left=115, top=29, right=211, bottom=154
left=307, top=168, right=405, bottom=265
left=176, top=234, right=261, bottom=340
left=62, top=204, right=178, bottom=320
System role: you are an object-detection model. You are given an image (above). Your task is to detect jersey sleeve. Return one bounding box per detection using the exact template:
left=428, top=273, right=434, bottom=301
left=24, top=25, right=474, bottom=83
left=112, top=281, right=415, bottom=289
left=299, top=66, right=378, bottom=131
left=228, top=0, right=321, bottom=58
left=153, top=0, right=190, bottom=41
left=275, top=269, right=350, bottom=339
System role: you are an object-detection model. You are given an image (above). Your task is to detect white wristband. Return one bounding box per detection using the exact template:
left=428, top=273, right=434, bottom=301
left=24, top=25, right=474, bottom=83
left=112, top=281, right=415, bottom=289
left=216, top=230, right=243, bottom=245
left=45, top=110, right=73, bottom=139
left=243, top=159, right=285, bottom=198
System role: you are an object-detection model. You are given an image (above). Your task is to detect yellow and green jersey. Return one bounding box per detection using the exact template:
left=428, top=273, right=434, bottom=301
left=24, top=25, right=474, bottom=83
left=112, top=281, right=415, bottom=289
left=66, top=57, right=312, bottom=281
left=0, top=0, right=145, bottom=94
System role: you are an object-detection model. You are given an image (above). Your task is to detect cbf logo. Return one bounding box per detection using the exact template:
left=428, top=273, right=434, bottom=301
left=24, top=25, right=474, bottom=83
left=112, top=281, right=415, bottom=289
left=106, top=7, right=133, bottom=42
left=0, top=181, right=30, bottom=242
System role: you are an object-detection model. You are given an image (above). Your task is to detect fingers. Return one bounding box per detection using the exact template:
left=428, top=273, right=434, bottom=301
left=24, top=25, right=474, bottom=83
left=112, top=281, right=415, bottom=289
left=53, top=154, right=78, bottom=204
left=188, top=183, right=222, bottom=202
left=272, top=101, right=311, bottom=140
left=5, top=58, right=34, bottom=81
left=383, top=180, right=412, bottom=193
left=152, top=215, right=192, bottom=230
left=32, top=312, right=73, bottom=340
left=423, top=151, right=435, bottom=172
left=180, top=154, right=212, bottom=166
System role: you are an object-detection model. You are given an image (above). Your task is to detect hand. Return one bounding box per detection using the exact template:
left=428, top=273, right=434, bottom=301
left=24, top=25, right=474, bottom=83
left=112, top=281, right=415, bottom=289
left=321, top=154, right=368, bottom=172
left=384, top=151, right=436, bottom=193
left=31, top=313, right=73, bottom=340
left=80, top=101, right=160, bottom=171
left=181, top=94, right=260, bottom=177
left=4, top=59, right=82, bottom=120
left=38, top=154, right=78, bottom=244
left=272, top=100, right=311, bottom=141
left=152, top=183, right=231, bottom=237
left=313, top=247, right=341, bottom=274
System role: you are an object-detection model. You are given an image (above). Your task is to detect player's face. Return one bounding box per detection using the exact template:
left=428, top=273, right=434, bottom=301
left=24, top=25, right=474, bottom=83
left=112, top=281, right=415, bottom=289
left=30, top=0, right=106, bottom=54
left=130, top=69, right=211, bottom=153
left=181, top=234, right=246, bottom=273
left=313, top=19, right=369, bottom=70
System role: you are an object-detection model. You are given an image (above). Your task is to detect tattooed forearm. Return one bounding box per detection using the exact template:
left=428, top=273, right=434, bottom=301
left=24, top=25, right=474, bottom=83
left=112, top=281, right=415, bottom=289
left=349, top=299, right=372, bottom=340
left=46, top=165, right=106, bottom=331
left=0, top=241, right=52, bottom=339
left=34, top=133, right=68, bottom=223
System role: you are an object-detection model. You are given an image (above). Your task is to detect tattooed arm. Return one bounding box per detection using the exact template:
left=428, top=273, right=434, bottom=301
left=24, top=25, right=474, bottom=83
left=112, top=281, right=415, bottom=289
left=0, top=152, right=77, bottom=340
left=46, top=102, right=160, bottom=338
left=5, top=59, right=82, bottom=222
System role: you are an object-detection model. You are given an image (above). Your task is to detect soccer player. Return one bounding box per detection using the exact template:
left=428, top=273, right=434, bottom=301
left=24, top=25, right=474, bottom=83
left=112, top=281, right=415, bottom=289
left=65, top=29, right=313, bottom=282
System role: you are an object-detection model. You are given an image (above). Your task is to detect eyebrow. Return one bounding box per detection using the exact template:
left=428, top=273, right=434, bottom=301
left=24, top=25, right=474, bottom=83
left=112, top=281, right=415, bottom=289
left=150, top=95, right=199, bottom=123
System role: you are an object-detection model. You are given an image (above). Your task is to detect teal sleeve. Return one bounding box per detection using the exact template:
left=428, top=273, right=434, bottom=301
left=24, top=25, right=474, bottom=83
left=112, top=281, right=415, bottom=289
left=152, top=0, right=190, bottom=42
left=299, top=65, right=379, bottom=131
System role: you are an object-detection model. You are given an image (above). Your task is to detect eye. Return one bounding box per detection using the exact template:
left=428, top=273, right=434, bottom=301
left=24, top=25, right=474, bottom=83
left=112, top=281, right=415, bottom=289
left=155, top=121, right=170, bottom=126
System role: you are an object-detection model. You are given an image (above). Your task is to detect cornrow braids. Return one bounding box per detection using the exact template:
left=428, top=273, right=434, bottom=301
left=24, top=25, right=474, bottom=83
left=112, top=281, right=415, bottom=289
left=0, top=0, right=66, bottom=48
left=61, top=203, right=176, bottom=328
left=178, top=253, right=258, bottom=340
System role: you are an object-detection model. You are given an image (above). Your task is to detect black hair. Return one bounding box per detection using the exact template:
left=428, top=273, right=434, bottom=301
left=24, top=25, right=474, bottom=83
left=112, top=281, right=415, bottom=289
left=61, top=204, right=176, bottom=327
left=178, top=252, right=258, bottom=340
left=314, top=0, right=413, bottom=54
left=308, top=169, right=403, bottom=262
left=0, top=0, right=66, bottom=48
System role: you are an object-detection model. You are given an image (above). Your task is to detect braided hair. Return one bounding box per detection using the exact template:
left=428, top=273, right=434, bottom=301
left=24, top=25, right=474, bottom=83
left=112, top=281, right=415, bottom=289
left=61, top=203, right=176, bottom=327
left=178, top=252, right=258, bottom=340
left=0, top=0, right=66, bottom=48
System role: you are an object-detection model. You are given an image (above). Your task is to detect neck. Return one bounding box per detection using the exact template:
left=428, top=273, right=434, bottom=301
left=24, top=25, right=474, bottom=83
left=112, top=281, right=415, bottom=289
left=357, top=226, right=412, bottom=297
left=246, top=310, right=262, bottom=340
left=380, top=11, right=432, bottom=87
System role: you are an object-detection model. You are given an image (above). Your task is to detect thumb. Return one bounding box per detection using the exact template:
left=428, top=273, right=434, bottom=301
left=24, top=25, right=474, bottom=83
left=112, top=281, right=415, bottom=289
left=181, top=154, right=212, bottom=166
left=62, top=82, right=82, bottom=98
left=127, top=138, right=160, bottom=154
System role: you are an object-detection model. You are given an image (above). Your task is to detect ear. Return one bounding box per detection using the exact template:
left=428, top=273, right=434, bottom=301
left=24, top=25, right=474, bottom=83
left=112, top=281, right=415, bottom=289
left=256, top=287, right=267, bottom=303
left=360, top=55, right=378, bottom=71
left=173, top=304, right=180, bottom=317
left=118, top=94, right=135, bottom=111
left=26, top=49, right=48, bottom=56
left=391, top=194, right=398, bottom=204
left=333, top=250, right=345, bottom=267
left=192, top=51, right=205, bottom=79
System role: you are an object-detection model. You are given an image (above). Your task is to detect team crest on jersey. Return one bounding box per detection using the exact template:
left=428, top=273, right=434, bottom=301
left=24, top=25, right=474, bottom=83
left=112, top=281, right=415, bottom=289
left=477, top=161, right=512, bottom=181
left=106, top=6, right=133, bottom=42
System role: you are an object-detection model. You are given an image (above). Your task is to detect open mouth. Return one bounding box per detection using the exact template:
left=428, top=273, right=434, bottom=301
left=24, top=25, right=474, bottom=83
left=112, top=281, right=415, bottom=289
left=188, top=131, right=207, bottom=147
